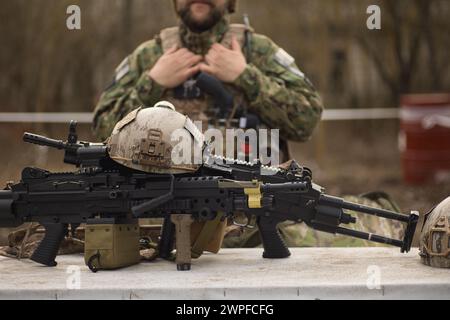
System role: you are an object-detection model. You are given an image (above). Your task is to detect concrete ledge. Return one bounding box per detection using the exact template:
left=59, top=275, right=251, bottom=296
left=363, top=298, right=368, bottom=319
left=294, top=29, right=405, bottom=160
left=0, top=248, right=449, bottom=300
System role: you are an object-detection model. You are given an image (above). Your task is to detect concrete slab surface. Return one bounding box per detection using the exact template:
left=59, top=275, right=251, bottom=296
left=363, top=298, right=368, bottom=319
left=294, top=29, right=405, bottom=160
left=0, top=248, right=448, bottom=300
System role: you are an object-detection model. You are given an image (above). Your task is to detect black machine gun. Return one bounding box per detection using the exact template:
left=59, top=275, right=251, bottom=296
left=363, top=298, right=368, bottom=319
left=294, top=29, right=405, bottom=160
left=0, top=123, right=419, bottom=270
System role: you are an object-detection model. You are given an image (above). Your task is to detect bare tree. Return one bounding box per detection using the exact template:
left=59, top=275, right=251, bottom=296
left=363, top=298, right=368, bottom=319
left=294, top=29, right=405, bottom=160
left=356, top=0, right=448, bottom=101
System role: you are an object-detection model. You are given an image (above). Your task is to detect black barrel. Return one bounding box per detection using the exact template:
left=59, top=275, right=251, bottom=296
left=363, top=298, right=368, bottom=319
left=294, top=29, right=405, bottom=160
left=23, top=132, right=66, bottom=150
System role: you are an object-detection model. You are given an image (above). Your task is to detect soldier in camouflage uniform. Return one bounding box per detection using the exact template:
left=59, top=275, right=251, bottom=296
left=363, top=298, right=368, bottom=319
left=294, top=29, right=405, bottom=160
left=93, top=0, right=322, bottom=143
left=92, top=0, right=403, bottom=249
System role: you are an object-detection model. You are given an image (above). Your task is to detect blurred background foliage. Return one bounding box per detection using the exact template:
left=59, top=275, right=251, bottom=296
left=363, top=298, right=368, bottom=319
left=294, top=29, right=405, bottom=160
left=0, top=0, right=449, bottom=113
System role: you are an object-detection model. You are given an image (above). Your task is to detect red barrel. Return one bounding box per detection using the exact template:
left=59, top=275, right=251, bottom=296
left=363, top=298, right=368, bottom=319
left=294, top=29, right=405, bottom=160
left=400, top=94, right=450, bottom=184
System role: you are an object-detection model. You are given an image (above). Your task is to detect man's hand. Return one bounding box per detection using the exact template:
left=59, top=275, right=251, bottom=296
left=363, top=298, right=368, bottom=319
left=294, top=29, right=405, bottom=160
left=149, top=46, right=203, bottom=88
left=199, top=37, right=247, bottom=83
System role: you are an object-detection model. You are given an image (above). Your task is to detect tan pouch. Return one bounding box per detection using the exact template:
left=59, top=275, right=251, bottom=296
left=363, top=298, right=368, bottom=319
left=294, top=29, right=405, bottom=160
left=84, top=219, right=140, bottom=272
left=190, top=213, right=227, bottom=258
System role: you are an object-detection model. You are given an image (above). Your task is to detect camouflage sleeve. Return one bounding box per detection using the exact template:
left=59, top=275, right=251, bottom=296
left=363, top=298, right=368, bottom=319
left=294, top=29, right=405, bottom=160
left=92, top=40, right=164, bottom=141
left=233, top=35, right=324, bottom=142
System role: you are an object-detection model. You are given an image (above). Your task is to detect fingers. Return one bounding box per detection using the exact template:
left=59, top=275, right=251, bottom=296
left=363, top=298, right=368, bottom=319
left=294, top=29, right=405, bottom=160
left=174, top=48, right=191, bottom=58
left=204, top=53, right=213, bottom=65
left=185, top=65, right=201, bottom=78
left=169, top=48, right=194, bottom=61
left=185, top=54, right=203, bottom=67
left=169, top=48, right=202, bottom=70
left=205, top=50, right=219, bottom=66
left=165, top=45, right=179, bottom=55
left=199, top=63, right=215, bottom=76
left=178, top=49, right=201, bottom=61
left=176, top=54, right=202, bottom=73
left=211, top=43, right=227, bottom=53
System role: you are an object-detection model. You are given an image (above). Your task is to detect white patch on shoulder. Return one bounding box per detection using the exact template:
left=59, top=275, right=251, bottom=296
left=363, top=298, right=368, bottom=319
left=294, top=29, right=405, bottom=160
left=274, top=48, right=305, bottom=79
left=274, top=48, right=295, bottom=68
left=115, top=56, right=130, bottom=82
left=289, top=67, right=305, bottom=79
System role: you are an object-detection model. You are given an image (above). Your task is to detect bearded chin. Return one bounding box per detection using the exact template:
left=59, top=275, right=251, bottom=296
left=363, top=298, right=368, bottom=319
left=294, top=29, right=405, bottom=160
left=179, top=7, right=224, bottom=33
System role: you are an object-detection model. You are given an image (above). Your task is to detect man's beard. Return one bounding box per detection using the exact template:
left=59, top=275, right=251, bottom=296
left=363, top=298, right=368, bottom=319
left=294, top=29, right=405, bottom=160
left=178, top=3, right=225, bottom=33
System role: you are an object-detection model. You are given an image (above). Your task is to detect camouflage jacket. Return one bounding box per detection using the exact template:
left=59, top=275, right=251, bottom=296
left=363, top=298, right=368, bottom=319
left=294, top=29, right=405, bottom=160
left=93, top=19, right=323, bottom=142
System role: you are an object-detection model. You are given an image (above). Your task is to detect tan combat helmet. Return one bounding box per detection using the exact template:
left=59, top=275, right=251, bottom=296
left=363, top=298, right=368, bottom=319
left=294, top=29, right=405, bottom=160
left=419, top=197, right=450, bottom=268
left=107, top=102, right=205, bottom=174
left=172, top=0, right=237, bottom=14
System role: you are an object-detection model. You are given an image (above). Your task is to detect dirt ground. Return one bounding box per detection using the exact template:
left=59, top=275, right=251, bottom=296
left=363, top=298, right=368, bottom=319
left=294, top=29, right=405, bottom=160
left=0, top=120, right=448, bottom=245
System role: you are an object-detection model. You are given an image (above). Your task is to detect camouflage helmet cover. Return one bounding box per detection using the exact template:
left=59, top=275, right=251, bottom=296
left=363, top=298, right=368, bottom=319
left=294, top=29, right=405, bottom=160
left=107, top=102, right=205, bottom=174
left=172, top=0, right=237, bottom=14
left=419, top=197, right=450, bottom=268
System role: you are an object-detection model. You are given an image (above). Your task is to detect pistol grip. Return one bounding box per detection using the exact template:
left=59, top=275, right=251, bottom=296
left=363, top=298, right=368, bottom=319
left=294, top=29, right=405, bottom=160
left=257, top=216, right=291, bottom=259
left=30, top=223, right=68, bottom=267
